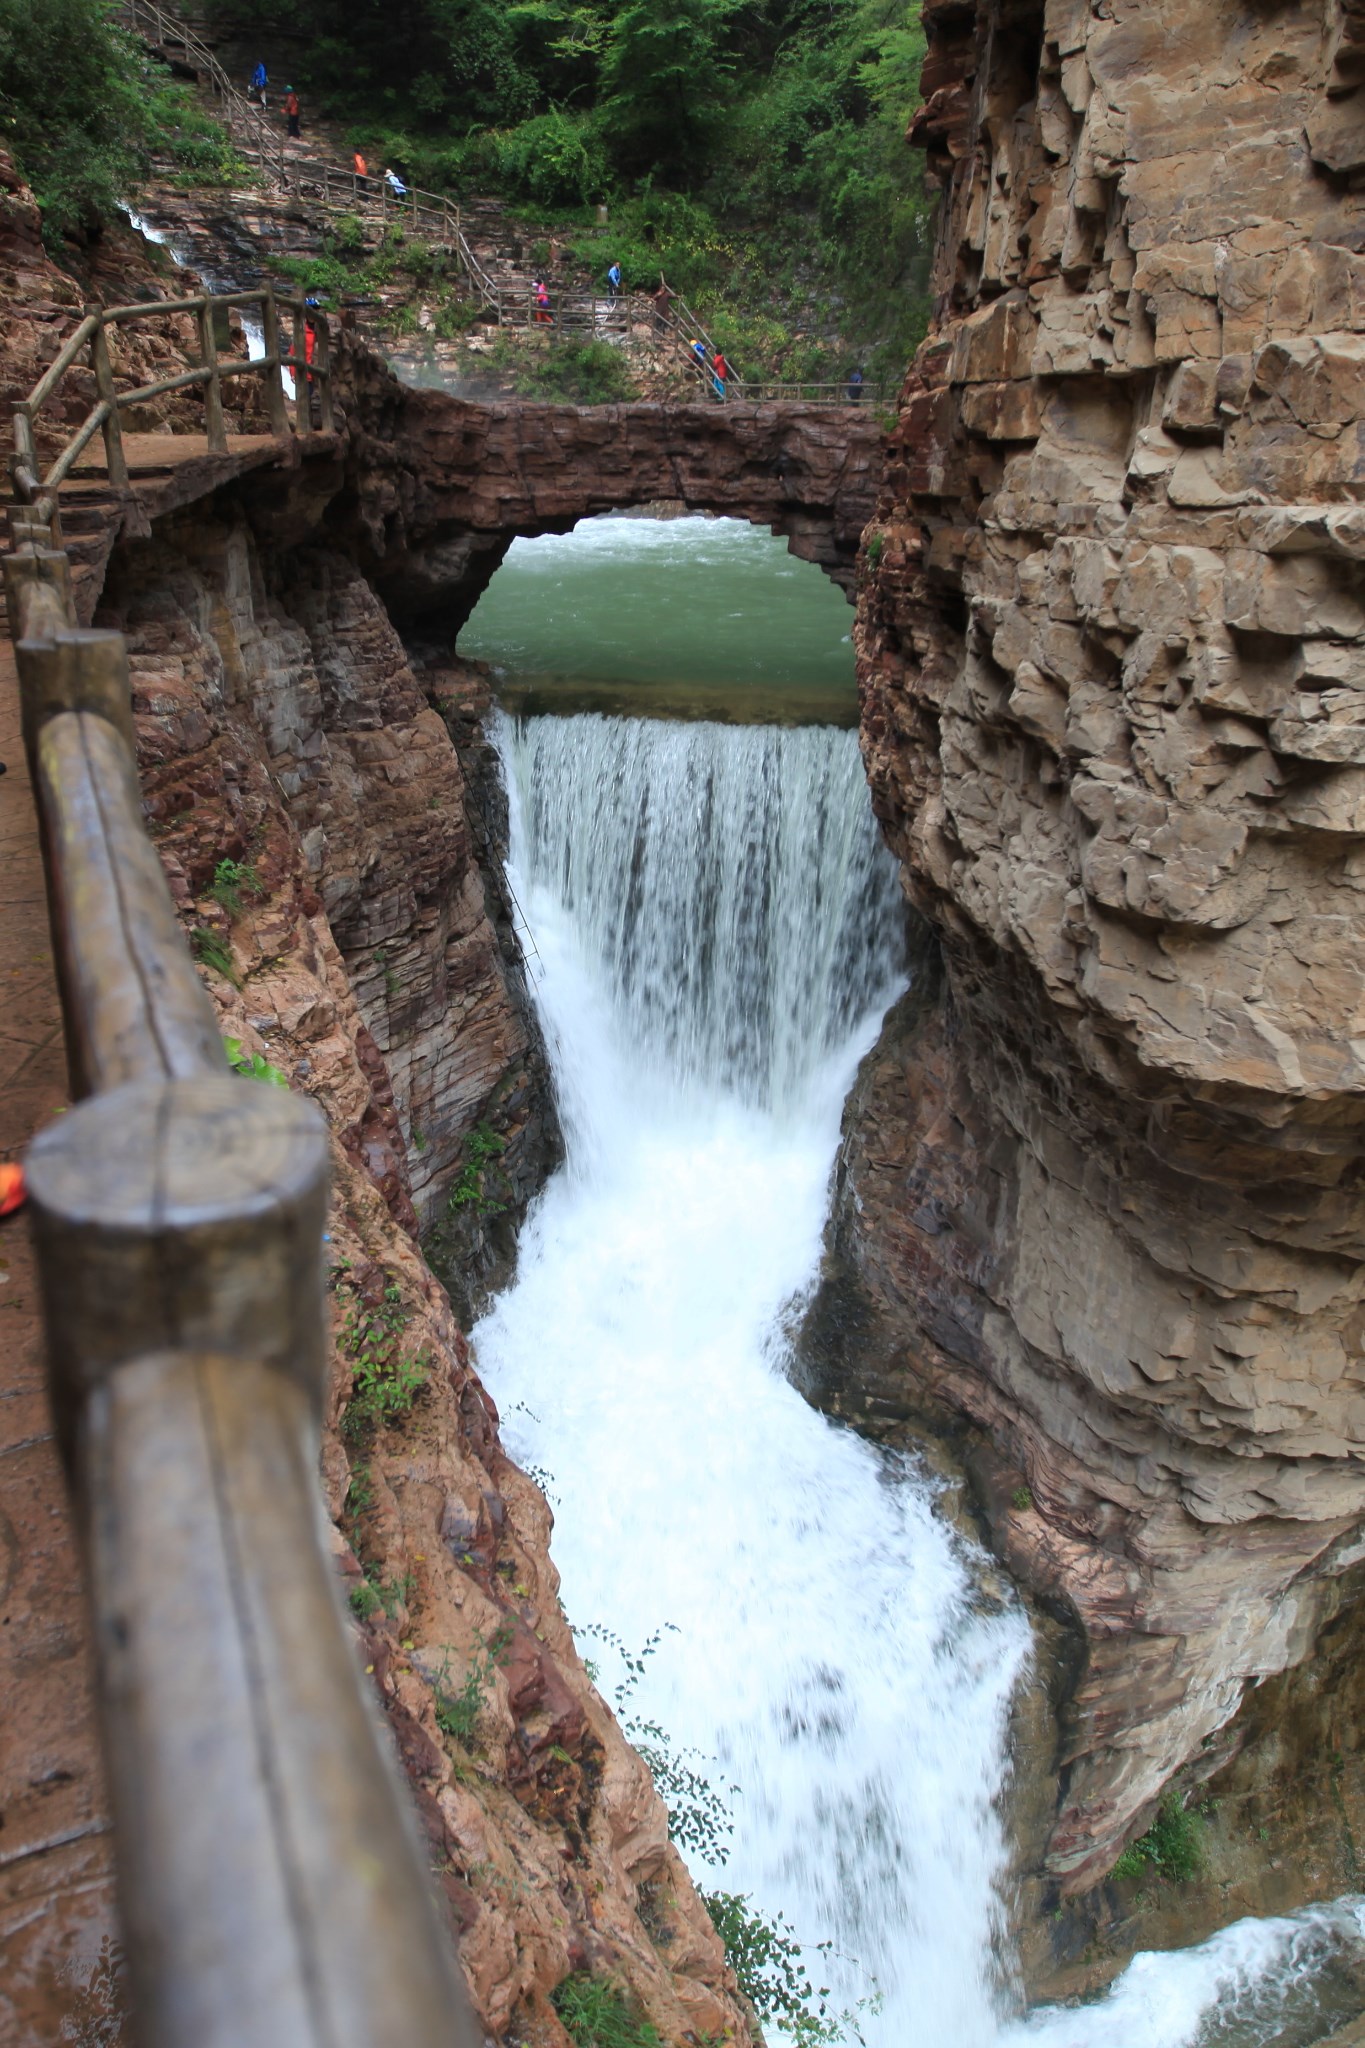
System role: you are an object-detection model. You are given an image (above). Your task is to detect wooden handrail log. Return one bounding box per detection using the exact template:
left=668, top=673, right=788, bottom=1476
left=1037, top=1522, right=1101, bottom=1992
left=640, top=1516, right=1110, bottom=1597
left=43, top=402, right=113, bottom=492
left=4, top=548, right=74, bottom=640
left=71, top=1341, right=477, bottom=2048
left=17, top=623, right=130, bottom=748
left=217, top=352, right=284, bottom=377
left=100, top=292, right=213, bottom=323
left=26, top=1078, right=330, bottom=1419
left=115, top=363, right=212, bottom=408
left=25, top=703, right=224, bottom=1096
left=27, top=314, right=100, bottom=416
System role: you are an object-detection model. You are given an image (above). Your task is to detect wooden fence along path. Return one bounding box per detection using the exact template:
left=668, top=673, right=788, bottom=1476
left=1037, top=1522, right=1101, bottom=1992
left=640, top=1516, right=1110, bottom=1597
left=116, top=0, right=884, bottom=402
left=7, top=297, right=481, bottom=2048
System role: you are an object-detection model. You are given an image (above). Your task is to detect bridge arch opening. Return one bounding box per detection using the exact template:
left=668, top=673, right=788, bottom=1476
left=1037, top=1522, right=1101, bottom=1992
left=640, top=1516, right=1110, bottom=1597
left=455, top=510, right=858, bottom=728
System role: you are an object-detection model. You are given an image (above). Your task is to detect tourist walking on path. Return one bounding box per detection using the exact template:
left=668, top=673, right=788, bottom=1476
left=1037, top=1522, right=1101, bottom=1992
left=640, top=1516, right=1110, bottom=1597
left=352, top=149, right=368, bottom=191
left=846, top=366, right=864, bottom=403
left=606, top=260, right=622, bottom=305
left=651, top=273, right=676, bottom=332
left=691, top=337, right=707, bottom=378
left=250, top=60, right=268, bottom=109
left=384, top=167, right=407, bottom=198
left=284, top=87, right=301, bottom=139
left=535, top=279, right=553, bottom=325
left=712, top=349, right=729, bottom=400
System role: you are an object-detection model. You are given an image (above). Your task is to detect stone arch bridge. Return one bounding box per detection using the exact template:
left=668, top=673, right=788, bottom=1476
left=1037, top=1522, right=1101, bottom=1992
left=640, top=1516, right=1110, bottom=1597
left=319, top=341, right=886, bottom=630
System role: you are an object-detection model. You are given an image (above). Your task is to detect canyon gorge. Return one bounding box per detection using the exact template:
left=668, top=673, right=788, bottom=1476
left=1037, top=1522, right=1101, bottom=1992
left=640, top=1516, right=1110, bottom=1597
left=7, top=0, right=1365, bottom=2036
left=808, top=0, right=1365, bottom=1978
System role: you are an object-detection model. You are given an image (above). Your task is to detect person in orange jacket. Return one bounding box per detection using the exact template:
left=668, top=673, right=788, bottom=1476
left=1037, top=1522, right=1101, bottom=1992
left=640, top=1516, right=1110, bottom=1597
left=285, top=87, right=301, bottom=139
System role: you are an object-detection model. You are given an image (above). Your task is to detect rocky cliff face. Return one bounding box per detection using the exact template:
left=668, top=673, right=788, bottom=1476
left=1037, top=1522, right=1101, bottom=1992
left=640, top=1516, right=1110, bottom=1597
left=821, top=0, right=1365, bottom=1919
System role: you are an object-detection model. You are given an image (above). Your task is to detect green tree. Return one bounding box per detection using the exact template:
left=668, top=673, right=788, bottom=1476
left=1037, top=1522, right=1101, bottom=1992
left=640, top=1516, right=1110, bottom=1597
left=0, top=0, right=150, bottom=243
left=597, top=0, right=740, bottom=175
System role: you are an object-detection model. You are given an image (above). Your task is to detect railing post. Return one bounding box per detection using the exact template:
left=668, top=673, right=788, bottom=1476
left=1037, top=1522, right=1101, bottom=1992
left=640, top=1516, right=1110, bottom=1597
left=312, top=314, right=335, bottom=434
left=90, top=316, right=130, bottom=491
left=259, top=289, right=290, bottom=436
left=290, top=297, right=309, bottom=433
left=195, top=299, right=227, bottom=454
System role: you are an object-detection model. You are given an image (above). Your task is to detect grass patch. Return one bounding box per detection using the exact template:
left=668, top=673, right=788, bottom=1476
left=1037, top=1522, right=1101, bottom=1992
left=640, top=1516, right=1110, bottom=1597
left=338, top=1279, right=430, bottom=1441
left=433, top=1627, right=512, bottom=1747
left=223, top=1036, right=289, bottom=1087
left=552, top=1974, right=661, bottom=2048
left=1111, top=1791, right=1205, bottom=1885
left=191, top=926, right=237, bottom=984
left=210, top=856, right=264, bottom=916
left=447, top=1122, right=509, bottom=1218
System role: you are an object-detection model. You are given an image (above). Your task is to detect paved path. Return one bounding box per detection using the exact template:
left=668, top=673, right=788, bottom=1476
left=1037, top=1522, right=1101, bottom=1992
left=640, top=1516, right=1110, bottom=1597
left=0, top=640, right=124, bottom=2042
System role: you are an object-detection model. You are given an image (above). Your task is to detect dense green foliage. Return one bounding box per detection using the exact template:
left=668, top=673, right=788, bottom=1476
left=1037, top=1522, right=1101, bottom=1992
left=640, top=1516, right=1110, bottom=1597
left=0, top=0, right=148, bottom=239
left=1111, top=1792, right=1206, bottom=1885
left=0, top=0, right=249, bottom=244
left=209, top=0, right=933, bottom=375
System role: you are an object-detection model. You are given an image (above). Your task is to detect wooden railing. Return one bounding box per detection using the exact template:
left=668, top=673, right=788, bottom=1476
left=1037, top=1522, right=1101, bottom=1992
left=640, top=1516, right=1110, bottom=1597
left=10, top=286, right=331, bottom=546
left=5, top=319, right=480, bottom=2046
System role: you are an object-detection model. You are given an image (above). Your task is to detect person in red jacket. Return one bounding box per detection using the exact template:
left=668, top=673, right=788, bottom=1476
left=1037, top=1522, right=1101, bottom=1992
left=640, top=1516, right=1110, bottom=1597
left=285, top=87, right=301, bottom=139
left=712, top=350, right=729, bottom=400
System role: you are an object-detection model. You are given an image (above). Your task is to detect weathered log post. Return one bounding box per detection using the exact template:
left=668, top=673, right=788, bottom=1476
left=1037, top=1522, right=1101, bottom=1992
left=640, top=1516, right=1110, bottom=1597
left=13, top=610, right=482, bottom=2048
left=196, top=299, right=228, bottom=454
left=259, top=289, right=291, bottom=436
left=89, top=316, right=131, bottom=491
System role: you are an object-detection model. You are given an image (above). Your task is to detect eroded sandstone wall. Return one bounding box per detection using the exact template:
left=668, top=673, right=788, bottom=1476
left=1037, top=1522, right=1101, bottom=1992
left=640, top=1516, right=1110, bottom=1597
left=826, top=0, right=1365, bottom=1900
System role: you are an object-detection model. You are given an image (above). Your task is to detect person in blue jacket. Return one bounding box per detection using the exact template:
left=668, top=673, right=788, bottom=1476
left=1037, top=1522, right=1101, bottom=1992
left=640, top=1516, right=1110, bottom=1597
left=606, top=260, right=622, bottom=304
left=250, top=60, right=268, bottom=109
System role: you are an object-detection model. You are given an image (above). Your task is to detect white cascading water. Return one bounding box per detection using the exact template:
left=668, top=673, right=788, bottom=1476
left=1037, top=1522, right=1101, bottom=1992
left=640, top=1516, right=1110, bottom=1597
left=475, top=709, right=1031, bottom=2042
left=470, top=701, right=1365, bottom=2046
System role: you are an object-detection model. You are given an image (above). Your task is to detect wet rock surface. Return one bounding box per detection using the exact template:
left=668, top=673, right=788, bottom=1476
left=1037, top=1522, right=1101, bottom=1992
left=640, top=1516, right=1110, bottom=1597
left=814, top=0, right=1365, bottom=1944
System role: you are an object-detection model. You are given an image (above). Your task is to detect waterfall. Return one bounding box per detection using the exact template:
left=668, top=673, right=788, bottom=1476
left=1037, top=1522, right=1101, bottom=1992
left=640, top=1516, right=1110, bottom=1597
left=499, top=713, right=907, bottom=1111
left=475, top=708, right=1032, bottom=2043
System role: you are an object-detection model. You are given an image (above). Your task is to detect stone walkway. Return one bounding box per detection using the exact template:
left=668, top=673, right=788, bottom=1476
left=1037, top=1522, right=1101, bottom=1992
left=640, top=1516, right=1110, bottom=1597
left=0, top=641, right=124, bottom=2040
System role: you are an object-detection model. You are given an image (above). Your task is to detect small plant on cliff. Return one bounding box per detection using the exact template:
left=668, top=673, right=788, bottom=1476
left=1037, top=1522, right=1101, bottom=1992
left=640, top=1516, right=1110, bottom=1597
left=702, top=1891, right=873, bottom=2047
left=223, top=1036, right=289, bottom=1087
left=577, top=1622, right=879, bottom=2042
left=1011, top=1486, right=1033, bottom=1512
left=372, top=944, right=401, bottom=996
left=339, top=1280, right=430, bottom=1440
left=349, top=1580, right=383, bottom=1621
left=552, top=1974, right=661, bottom=2048
left=864, top=532, right=883, bottom=569
left=210, top=856, right=264, bottom=917
left=433, top=1627, right=512, bottom=1746
left=1110, top=1790, right=1204, bottom=1885
left=191, top=926, right=238, bottom=985
left=447, top=1122, right=508, bottom=1218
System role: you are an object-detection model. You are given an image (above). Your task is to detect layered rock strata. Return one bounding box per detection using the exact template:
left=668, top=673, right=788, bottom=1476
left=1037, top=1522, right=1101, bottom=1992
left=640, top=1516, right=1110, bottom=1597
left=832, top=0, right=1365, bottom=1898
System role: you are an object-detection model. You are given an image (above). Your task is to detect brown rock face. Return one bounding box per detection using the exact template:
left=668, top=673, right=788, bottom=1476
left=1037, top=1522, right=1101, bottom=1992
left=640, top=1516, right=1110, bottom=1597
left=832, top=0, right=1365, bottom=1895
